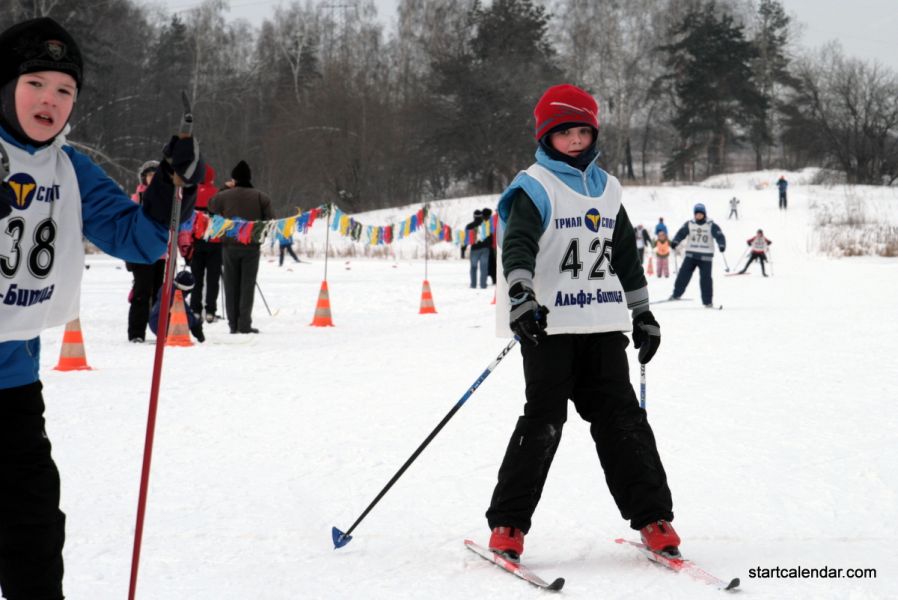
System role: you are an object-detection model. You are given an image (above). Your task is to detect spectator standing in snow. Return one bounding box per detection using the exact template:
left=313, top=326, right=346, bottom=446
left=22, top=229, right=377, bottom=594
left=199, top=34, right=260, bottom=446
left=635, top=224, right=652, bottom=264
left=0, top=17, right=203, bottom=599
left=728, top=196, right=740, bottom=220
left=208, top=160, right=274, bottom=334
left=738, top=229, right=772, bottom=276
left=654, top=217, right=667, bottom=237
left=126, top=161, right=166, bottom=342
left=486, top=83, right=677, bottom=563
left=465, top=209, right=489, bottom=288
left=654, top=230, right=671, bottom=278
left=776, top=175, right=788, bottom=210
left=669, top=203, right=726, bottom=308
left=187, top=164, right=223, bottom=323
left=483, top=207, right=497, bottom=285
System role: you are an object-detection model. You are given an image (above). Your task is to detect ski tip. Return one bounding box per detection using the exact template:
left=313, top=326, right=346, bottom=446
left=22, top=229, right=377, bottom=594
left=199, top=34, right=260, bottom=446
left=548, top=577, right=565, bottom=591
left=613, top=537, right=627, bottom=544
left=332, top=526, right=352, bottom=549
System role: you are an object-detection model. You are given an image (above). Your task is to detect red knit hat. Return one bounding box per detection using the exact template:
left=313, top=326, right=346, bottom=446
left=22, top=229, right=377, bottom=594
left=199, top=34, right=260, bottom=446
left=533, top=84, right=599, bottom=140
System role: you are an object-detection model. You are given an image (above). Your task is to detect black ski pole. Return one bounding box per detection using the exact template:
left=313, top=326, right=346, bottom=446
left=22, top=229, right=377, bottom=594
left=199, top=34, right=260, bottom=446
left=722, top=252, right=731, bottom=273
left=255, top=281, right=272, bottom=316
left=332, top=338, right=519, bottom=549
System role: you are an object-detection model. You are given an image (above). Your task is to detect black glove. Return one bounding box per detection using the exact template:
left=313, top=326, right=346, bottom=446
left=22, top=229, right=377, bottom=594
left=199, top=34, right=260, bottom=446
left=632, top=310, right=661, bottom=364
left=509, top=282, right=549, bottom=346
left=141, top=161, right=197, bottom=225
left=0, top=182, right=14, bottom=219
left=670, top=241, right=678, bottom=250
left=162, top=136, right=204, bottom=186
left=719, top=245, right=726, bottom=253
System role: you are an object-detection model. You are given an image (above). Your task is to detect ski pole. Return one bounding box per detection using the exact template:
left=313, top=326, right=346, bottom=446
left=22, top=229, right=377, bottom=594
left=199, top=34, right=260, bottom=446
left=640, top=364, right=646, bottom=409
left=255, top=281, right=272, bottom=316
left=332, top=338, right=519, bottom=549
left=673, top=250, right=679, bottom=274
left=721, top=252, right=731, bottom=273
left=129, top=91, right=193, bottom=600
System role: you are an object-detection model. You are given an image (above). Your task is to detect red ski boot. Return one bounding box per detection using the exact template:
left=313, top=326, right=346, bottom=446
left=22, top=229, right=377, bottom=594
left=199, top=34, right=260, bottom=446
left=488, top=526, right=524, bottom=561
left=640, top=520, right=681, bottom=557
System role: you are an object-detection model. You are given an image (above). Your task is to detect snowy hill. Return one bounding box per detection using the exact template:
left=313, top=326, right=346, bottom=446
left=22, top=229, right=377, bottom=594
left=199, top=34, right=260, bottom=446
left=41, top=171, right=897, bottom=599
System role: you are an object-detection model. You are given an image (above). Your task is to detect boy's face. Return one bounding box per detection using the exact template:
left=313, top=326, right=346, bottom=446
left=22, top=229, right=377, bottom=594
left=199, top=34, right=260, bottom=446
left=548, top=125, right=594, bottom=158
left=15, top=70, right=77, bottom=142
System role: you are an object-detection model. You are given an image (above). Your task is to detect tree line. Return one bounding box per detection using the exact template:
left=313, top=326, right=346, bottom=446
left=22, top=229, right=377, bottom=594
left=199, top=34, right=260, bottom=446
left=3, top=0, right=897, bottom=215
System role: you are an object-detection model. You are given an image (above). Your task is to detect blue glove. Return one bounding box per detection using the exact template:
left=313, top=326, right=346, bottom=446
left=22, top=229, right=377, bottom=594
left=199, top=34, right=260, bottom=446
left=632, top=310, right=661, bottom=364
left=509, top=282, right=549, bottom=346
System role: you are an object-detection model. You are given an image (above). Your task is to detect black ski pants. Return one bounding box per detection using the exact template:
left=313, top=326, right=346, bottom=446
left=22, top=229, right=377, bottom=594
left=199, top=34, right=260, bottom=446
left=486, top=333, right=673, bottom=534
left=739, top=252, right=767, bottom=275
left=672, top=256, right=713, bottom=305
left=0, top=382, right=65, bottom=600
left=222, top=244, right=261, bottom=333
left=127, top=259, right=165, bottom=340
left=189, top=240, right=222, bottom=317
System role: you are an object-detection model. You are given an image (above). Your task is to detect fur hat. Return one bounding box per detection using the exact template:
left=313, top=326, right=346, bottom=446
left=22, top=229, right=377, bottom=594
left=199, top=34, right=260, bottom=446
left=533, top=84, right=599, bottom=141
left=231, top=160, right=252, bottom=183
left=0, top=18, right=83, bottom=89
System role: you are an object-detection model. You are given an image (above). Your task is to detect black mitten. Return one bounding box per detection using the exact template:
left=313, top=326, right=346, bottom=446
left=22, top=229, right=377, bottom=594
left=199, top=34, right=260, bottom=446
left=632, top=310, right=661, bottom=364
left=509, top=282, right=549, bottom=346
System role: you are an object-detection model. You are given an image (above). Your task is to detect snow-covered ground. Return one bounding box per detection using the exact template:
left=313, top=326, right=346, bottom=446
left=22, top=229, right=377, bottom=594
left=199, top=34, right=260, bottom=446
left=41, top=171, right=897, bottom=599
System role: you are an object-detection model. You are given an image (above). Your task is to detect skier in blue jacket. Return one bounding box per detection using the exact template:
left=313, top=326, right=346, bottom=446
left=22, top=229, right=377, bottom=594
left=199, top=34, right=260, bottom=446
left=0, top=17, right=204, bottom=599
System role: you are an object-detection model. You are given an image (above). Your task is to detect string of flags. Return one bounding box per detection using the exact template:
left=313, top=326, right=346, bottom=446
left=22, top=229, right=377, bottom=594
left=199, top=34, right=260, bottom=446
left=180, top=204, right=497, bottom=248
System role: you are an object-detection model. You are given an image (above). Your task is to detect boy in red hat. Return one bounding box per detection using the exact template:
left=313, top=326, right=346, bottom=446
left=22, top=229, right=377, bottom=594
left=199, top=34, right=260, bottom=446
left=487, top=84, right=678, bottom=561
left=0, top=17, right=204, bottom=599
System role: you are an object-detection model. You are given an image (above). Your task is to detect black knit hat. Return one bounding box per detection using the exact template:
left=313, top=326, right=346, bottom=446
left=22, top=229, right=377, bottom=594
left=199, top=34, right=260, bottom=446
left=231, top=160, right=252, bottom=183
left=0, top=18, right=83, bottom=89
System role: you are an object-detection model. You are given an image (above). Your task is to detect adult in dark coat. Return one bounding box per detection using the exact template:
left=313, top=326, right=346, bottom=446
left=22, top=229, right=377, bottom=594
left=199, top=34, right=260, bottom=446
left=207, top=160, right=274, bottom=333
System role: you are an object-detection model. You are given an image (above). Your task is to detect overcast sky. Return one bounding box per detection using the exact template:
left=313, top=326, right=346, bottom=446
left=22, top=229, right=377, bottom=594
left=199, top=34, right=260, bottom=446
left=157, top=0, right=898, bottom=71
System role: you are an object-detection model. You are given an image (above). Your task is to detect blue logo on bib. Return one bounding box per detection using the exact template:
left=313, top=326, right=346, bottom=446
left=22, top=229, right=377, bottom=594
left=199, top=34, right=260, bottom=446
left=585, top=208, right=601, bottom=232
left=7, top=173, right=38, bottom=210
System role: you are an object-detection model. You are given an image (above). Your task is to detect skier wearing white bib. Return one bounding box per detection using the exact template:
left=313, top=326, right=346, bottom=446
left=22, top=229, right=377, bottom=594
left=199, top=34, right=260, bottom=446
left=669, top=204, right=726, bottom=307
left=486, top=84, right=678, bottom=562
left=0, top=17, right=204, bottom=599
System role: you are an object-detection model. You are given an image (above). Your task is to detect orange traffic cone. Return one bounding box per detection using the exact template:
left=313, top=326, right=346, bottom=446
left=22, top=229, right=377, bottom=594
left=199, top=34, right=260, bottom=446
left=310, top=280, right=334, bottom=326
left=491, top=289, right=496, bottom=305
left=53, top=318, right=93, bottom=371
left=646, top=256, right=654, bottom=276
left=419, top=280, right=437, bottom=314
left=165, top=290, right=194, bottom=347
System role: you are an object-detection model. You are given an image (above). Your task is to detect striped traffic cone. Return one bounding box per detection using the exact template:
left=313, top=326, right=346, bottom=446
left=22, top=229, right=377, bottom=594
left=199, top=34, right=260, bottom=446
left=646, top=256, right=654, bottom=276
left=165, top=290, right=194, bottom=347
left=419, top=280, right=437, bottom=314
left=53, top=318, right=93, bottom=371
left=310, top=280, right=334, bottom=327
left=491, top=289, right=496, bottom=305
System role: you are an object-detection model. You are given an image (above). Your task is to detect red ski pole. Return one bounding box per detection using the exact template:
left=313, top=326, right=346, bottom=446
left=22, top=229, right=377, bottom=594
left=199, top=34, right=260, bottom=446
left=128, top=91, right=194, bottom=600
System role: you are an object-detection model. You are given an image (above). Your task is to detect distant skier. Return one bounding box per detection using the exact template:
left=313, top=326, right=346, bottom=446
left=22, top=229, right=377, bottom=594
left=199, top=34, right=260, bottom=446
left=738, top=230, right=772, bottom=276
left=669, top=204, right=726, bottom=308
left=728, top=196, right=740, bottom=220
left=776, top=176, right=788, bottom=210
left=487, top=83, right=677, bottom=563
left=635, top=224, right=652, bottom=264
left=654, top=217, right=668, bottom=236
left=654, top=230, right=671, bottom=278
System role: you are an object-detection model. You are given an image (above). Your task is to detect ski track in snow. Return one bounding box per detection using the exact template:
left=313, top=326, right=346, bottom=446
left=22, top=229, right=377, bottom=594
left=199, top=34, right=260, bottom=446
left=39, top=170, right=897, bottom=599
